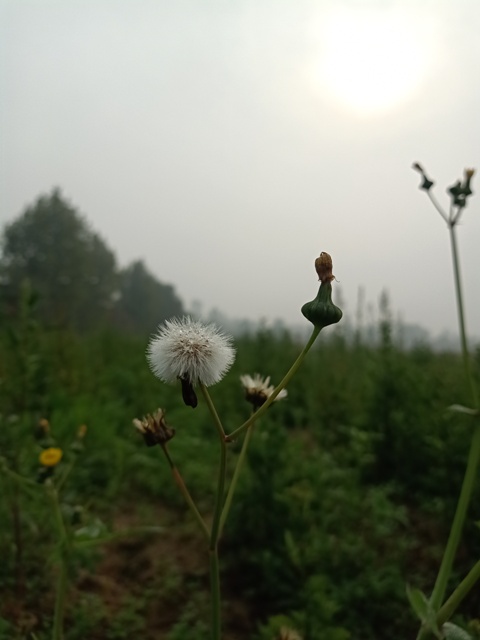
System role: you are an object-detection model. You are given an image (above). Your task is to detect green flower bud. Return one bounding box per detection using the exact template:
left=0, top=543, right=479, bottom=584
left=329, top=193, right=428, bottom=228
left=302, top=281, right=343, bottom=329
left=302, top=252, right=343, bottom=329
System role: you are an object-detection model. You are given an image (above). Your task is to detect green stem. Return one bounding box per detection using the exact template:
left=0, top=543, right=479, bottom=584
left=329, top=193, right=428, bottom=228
left=52, top=559, right=67, bottom=640
left=49, top=484, right=69, bottom=640
left=0, top=459, right=40, bottom=493
left=219, top=420, right=255, bottom=537
left=160, top=445, right=210, bottom=542
left=425, top=222, right=480, bottom=620
left=428, top=422, right=480, bottom=617
left=56, top=459, right=76, bottom=492
left=209, top=548, right=221, bottom=640
left=227, top=326, right=321, bottom=441
left=427, top=191, right=449, bottom=224
left=437, top=558, right=480, bottom=627
left=199, top=384, right=227, bottom=640
left=449, top=223, right=478, bottom=407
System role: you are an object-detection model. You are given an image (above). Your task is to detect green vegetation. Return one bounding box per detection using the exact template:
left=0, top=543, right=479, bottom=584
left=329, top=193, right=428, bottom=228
left=1, top=179, right=480, bottom=639
left=1, top=305, right=480, bottom=638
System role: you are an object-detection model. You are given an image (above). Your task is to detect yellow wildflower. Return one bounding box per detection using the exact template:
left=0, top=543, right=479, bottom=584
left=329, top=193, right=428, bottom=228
left=39, top=447, right=63, bottom=467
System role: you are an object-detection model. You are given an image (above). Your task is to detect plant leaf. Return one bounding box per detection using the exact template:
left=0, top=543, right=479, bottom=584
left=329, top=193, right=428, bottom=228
left=443, top=622, right=473, bottom=640
left=406, top=585, right=430, bottom=622
left=448, top=405, right=479, bottom=416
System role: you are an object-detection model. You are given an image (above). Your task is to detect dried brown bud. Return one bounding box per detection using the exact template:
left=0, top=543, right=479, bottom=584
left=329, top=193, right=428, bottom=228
left=77, top=424, right=87, bottom=439
left=34, top=418, right=51, bottom=441
left=38, top=418, right=50, bottom=433
left=314, top=252, right=335, bottom=283
left=465, top=168, right=475, bottom=179
left=133, top=409, right=175, bottom=447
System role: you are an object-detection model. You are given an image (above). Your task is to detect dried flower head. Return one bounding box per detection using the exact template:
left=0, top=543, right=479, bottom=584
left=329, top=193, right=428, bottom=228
left=147, top=317, right=235, bottom=386
left=240, top=373, right=287, bottom=409
left=39, top=447, right=63, bottom=467
left=412, top=162, right=435, bottom=191
left=38, top=418, right=50, bottom=433
left=448, top=167, right=475, bottom=208
left=315, top=251, right=335, bottom=283
left=133, top=409, right=175, bottom=447
left=34, top=418, right=51, bottom=441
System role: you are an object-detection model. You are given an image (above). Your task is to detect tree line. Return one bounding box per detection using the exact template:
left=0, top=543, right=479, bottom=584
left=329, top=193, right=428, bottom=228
left=0, top=189, right=184, bottom=334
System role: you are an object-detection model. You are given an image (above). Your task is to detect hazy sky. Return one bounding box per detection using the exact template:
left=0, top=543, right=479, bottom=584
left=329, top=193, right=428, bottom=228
left=2, top=0, right=480, bottom=337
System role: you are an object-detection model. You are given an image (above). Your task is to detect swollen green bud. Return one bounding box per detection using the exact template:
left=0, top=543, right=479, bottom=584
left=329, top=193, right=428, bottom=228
left=301, top=252, right=343, bottom=329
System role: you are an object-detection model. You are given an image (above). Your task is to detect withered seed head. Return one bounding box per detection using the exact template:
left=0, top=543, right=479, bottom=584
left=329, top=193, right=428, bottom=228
left=133, top=409, right=175, bottom=447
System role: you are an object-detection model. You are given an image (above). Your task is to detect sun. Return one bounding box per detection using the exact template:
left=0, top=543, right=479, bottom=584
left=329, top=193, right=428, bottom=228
left=311, top=7, right=433, bottom=115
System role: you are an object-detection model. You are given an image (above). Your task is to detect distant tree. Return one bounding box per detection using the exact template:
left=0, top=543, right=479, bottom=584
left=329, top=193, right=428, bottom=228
left=114, top=260, right=184, bottom=334
left=0, top=189, right=117, bottom=330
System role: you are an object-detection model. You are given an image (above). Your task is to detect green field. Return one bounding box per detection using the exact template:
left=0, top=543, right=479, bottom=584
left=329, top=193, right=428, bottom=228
left=2, top=315, right=480, bottom=639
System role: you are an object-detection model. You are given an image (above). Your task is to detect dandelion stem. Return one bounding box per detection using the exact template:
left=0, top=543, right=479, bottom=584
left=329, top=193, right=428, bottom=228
left=56, top=459, right=76, bottom=492
left=219, top=420, right=255, bottom=537
left=160, top=445, right=210, bottom=542
left=200, top=384, right=227, bottom=640
left=209, top=548, right=221, bottom=640
left=52, top=558, right=67, bottom=640
left=227, top=326, right=321, bottom=441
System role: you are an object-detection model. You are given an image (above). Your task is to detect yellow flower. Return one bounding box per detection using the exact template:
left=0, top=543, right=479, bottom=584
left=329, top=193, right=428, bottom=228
left=39, top=447, right=63, bottom=467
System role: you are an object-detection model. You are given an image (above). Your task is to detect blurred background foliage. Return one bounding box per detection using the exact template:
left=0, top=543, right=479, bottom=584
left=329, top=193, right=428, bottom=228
left=1, top=192, right=480, bottom=639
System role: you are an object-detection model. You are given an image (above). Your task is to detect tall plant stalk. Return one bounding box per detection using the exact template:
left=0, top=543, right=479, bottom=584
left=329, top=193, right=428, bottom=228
left=427, top=222, right=480, bottom=615
left=413, top=165, right=478, bottom=638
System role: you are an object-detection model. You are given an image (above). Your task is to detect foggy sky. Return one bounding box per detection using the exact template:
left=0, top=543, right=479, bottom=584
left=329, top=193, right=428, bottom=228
left=2, top=0, right=480, bottom=338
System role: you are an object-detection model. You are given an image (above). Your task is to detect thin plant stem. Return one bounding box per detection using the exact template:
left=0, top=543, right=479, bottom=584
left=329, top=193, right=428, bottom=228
left=199, top=384, right=227, bottom=640
left=160, top=445, right=210, bottom=542
left=449, top=223, right=478, bottom=407
left=219, top=420, right=255, bottom=537
left=56, top=458, right=77, bottom=492
left=0, top=459, right=39, bottom=493
left=427, top=191, right=449, bottom=224
left=49, top=484, right=69, bottom=640
left=227, top=326, right=321, bottom=441
left=11, top=483, right=24, bottom=598
left=422, top=221, right=480, bottom=628
left=427, top=422, right=480, bottom=617
left=209, top=548, right=221, bottom=640
left=437, top=558, right=480, bottom=627
left=52, top=559, right=67, bottom=640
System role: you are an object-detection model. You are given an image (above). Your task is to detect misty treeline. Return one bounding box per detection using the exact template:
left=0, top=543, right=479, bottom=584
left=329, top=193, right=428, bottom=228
left=0, top=189, right=184, bottom=333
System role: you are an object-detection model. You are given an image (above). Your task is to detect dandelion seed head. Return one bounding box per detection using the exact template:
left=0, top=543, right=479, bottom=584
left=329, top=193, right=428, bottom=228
left=147, top=317, right=235, bottom=386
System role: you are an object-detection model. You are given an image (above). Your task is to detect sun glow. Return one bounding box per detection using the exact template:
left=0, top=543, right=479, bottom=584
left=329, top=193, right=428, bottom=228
left=312, top=8, right=433, bottom=114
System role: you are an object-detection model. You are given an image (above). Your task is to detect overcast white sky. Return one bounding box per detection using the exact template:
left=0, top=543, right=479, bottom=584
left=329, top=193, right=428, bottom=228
left=2, top=0, right=479, bottom=337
